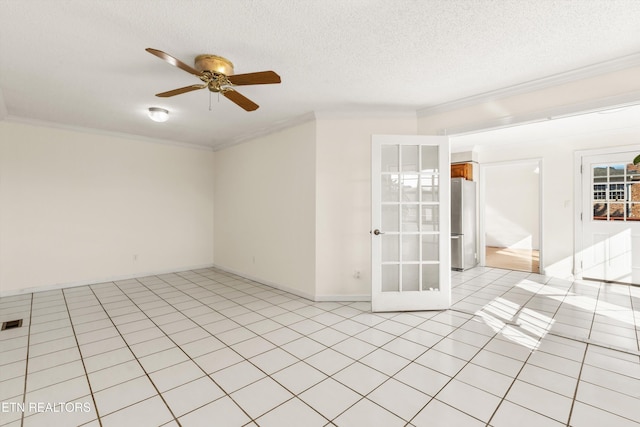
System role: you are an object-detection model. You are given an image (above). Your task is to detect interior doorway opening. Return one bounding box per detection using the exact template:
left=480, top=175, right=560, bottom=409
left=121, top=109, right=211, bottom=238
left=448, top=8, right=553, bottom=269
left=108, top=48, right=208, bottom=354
left=480, top=159, right=542, bottom=273
left=485, top=245, right=540, bottom=273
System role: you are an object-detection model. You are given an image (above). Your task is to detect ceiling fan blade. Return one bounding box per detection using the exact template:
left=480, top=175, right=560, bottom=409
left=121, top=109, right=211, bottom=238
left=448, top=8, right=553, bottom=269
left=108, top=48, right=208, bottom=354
left=156, top=84, right=206, bottom=97
left=223, top=89, right=259, bottom=111
left=146, top=48, right=202, bottom=77
left=227, top=71, right=281, bottom=86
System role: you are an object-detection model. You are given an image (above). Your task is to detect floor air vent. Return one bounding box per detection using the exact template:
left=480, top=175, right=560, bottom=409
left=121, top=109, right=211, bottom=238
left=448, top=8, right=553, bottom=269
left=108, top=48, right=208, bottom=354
left=1, top=319, right=23, bottom=330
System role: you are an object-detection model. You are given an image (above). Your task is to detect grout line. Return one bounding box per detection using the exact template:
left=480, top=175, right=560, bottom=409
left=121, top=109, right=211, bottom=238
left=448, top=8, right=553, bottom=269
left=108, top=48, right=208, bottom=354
left=332, top=312, right=484, bottom=424
left=143, top=269, right=379, bottom=423
left=19, top=293, right=33, bottom=427
left=566, top=342, right=590, bottom=427
left=60, top=288, right=102, bottom=427
left=484, top=273, right=599, bottom=426
left=171, top=269, right=360, bottom=422
left=564, top=282, right=603, bottom=426
left=115, top=273, right=276, bottom=424
left=450, top=286, right=546, bottom=424
left=450, top=308, right=640, bottom=357
left=629, top=287, right=640, bottom=352
left=85, top=285, right=183, bottom=426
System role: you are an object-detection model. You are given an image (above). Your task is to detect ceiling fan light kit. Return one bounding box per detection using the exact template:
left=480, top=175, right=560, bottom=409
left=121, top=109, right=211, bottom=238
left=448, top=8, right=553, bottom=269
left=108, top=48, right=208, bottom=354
left=146, top=48, right=281, bottom=112
left=148, top=107, right=169, bottom=122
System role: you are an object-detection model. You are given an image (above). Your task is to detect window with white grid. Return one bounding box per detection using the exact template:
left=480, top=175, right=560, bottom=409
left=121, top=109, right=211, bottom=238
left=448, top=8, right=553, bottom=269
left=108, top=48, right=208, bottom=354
left=592, top=163, right=640, bottom=221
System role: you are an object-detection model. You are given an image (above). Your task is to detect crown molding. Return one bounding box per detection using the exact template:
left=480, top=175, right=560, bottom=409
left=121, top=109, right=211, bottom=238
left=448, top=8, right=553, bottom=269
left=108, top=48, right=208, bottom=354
left=313, top=109, right=417, bottom=120
left=418, top=52, right=640, bottom=118
left=2, top=115, right=215, bottom=151
left=214, top=109, right=418, bottom=151
left=439, top=90, right=640, bottom=137
left=214, top=111, right=317, bottom=151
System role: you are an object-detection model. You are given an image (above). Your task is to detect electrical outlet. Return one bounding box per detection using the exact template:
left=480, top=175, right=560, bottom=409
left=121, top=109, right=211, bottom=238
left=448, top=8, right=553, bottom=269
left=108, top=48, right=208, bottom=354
left=353, top=270, right=361, bottom=279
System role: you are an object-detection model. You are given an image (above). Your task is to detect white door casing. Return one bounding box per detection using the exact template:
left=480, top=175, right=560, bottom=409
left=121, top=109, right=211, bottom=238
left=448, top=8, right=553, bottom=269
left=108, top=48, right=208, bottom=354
left=371, top=135, right=451, bottom=312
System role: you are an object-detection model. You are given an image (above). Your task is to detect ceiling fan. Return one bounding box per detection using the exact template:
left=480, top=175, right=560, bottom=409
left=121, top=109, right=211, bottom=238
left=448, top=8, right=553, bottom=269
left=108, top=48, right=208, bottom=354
left=146, top=48, right=281, bottom=111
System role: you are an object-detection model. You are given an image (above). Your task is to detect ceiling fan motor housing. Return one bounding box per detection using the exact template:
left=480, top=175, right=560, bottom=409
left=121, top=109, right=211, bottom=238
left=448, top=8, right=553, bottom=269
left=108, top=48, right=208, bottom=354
left=194, top=55, right=234, bottom=75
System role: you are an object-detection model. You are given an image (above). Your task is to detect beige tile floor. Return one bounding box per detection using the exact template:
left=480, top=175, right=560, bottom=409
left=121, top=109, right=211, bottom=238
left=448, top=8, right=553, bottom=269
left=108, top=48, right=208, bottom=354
left=0, top=267, right=638, bottom=426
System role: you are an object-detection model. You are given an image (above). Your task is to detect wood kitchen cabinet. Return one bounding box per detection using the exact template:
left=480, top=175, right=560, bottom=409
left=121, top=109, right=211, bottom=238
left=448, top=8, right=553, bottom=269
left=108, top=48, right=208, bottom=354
left=451, top=162, right=473, bottom=181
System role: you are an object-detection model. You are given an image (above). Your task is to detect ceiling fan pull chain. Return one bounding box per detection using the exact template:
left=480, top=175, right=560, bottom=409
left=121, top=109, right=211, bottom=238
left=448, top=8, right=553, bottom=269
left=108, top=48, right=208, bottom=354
left=209, top=90, right=212, bottom=111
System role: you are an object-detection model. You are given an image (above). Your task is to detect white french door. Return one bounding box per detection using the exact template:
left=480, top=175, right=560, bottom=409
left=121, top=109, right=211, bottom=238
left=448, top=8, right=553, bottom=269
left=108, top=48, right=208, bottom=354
left=371, top=135, right=450, bottom=312
left=580, top=150, right=640, bottom=284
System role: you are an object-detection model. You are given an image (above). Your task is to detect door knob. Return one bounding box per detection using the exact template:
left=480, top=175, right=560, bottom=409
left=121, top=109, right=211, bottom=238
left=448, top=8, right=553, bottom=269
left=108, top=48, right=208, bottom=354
left=373, top=229, right=385, bottom=235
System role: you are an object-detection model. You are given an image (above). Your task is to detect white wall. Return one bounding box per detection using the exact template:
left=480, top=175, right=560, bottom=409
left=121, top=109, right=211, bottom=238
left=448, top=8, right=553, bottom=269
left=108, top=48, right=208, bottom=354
left=0, top=121, right=215, bottom=295
left=213, top=112, right=418, bottom=300
left=213, top=120, right=317, bottom=298
left=314, top=113, right=417, bottom=299
left=484, top=161, right=540, bottom=250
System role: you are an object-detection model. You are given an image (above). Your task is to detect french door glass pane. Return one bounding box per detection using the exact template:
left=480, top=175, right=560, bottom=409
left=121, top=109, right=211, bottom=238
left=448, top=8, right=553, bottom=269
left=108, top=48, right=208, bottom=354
left=402, top=205, right=419, bottom=231
left=593, top=165, right=607, bottom=181
left=402, top=265, right=419, bottom=291
left=382, top=265, right=399, bottom=292
left=382, top=145, right=398, bottom=172
left=422, top=235, right=439, bottom=261
left=382, top=235, right=399, bottom=262
left=593, top=184, right=606, bottom=200
left=593, top=203, right=607, bottom=220
left=402, top=145, right=419, bottom=172
left=610, top=165, right=624, bottom=182
left=627, top=163, right=640, bottom=180
left=421, top=146, right=439, bottom=172
left=629, top=203, right=640, bottom=220
left=422, top=264, right=440, bottom=290
left=402, top=175, right=419, bottom=201
left=608, top=184, right=624, bottom=201
left=382, top=175, right=399, bottom=202
left=421, top=175, right=439, bottom=201
left=402, top=235, right=420, bottom=261
left=630, top=183, right=640, bottom=202
left=610, top=203, right=624, bottom=218
left=382, top=205, right=399, bottom=231
left=421, top=205, right=439, bottom=231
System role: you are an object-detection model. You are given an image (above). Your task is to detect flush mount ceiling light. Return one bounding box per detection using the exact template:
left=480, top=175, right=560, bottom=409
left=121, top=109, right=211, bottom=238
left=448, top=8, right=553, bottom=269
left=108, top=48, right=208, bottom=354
left=148, top=107, right=169, bottom=122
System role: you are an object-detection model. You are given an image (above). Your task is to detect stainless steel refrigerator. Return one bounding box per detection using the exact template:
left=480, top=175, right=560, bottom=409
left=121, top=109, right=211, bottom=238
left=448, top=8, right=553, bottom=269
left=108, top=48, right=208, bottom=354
left=451, top=178, right=477, bottom=271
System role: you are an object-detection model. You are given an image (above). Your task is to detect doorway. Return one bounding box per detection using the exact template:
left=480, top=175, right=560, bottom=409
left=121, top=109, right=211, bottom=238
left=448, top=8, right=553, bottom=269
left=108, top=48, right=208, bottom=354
left=480, top=159, right=542, bottom=273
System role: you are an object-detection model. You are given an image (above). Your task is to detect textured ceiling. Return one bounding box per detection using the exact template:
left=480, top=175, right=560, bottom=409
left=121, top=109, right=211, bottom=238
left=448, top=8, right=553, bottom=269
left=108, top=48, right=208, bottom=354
left=1, top=0, right=640, bottom=149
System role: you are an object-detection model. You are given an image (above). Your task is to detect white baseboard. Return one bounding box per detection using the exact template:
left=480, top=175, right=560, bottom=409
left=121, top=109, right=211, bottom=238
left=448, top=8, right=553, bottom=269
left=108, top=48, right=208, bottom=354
left=0, top=263, right=216, bottom=298
left=211, top=264, right=317, bottom=301
left=211, top=264, right=371, bottom=302
left=1, top=263, right=373, bottom=303
left=314, top=294, right=371, bottom=302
